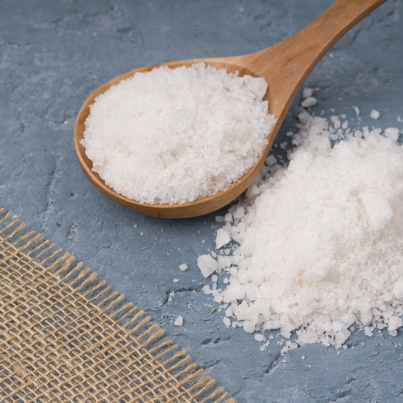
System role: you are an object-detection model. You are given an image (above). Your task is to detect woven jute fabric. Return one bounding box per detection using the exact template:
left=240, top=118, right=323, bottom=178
left=0, top=208, right=234, bottom=403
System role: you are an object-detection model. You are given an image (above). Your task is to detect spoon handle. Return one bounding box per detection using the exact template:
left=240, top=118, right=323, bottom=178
left=247, top=0, right=387, bottom=120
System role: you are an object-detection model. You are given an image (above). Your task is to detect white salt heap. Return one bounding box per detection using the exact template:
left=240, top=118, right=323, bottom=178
left=200, top=108, right=403, bottom=348
left=82, top=63, right=275, bottom=205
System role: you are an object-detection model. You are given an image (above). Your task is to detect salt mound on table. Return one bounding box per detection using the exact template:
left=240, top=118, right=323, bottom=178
left=204, top=109, right=403, bottom=348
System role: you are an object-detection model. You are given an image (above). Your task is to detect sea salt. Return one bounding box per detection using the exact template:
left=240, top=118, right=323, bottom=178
left=82, top=63, right=275, bottom=205
left=174, top=315, right=183, bottom=326
left=197, top=254, right=218, bottom=278
left=215, top=228, right=231, bottom=249
left=223, top=317, right=231, bottom=328
left=179, top=263, right=189, bottom=271
left=199, top=107, right=403, bottom=348
left=371, top=109, right=380, bottom=119
left=254, top=333, right=266, bottom=342
left=301, top=97, right=317, bottom=108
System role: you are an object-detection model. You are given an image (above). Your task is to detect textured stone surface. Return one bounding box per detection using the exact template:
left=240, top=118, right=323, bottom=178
left=1, top=1, right=403, bottom=401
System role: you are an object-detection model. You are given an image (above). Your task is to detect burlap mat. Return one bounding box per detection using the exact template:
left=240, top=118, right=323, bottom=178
left=0, top=208, right=234, bottom=403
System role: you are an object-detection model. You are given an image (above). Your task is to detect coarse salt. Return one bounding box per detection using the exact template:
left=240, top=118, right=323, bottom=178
left=82, top=63, right=275, bottom=205
left=174, top=315, right=183, bottom=326
left=370, top=109, right=380, bottom=119
left=179, top=263, right=189, bottom=271
left=199, top=107, right=403, bottom=348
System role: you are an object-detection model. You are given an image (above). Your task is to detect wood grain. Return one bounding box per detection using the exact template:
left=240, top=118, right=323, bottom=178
left=74, top=0, right=386, bottom=218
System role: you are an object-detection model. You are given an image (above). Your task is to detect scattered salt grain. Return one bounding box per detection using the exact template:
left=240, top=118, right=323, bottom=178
left=202, top=285, right=212, bottom=295
left=364, top=327, right=373, bottom=337
left=353, top=106, right=361, bottom=119
left=330, top=115, right=341, bottom=129
left=388, top=316, right=403, bottom=335
left=371, top=109, right=380, bottom=119
left=302, top=88, right=314, bottom=99
left=173, top=278, right=180, bottom=283
left=223, top=317, right=231, bottom=328
left=215, top=228, right=231, bottom=249
left=197, top=254, right=218, bottom=278
left=82, top=63, right=275, bottom=205
left=203, top=107, right=403, bottom=348
left=254, top=334, right=266, bottom=342
left=301, top=97, right=317, bottom=108
left=179, top=263, right=189, bottom=271
left=174, top=316, right=183, bottom=326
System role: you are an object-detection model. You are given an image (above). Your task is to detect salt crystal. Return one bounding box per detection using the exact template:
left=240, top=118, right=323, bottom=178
left=174, top=316, right=183, bottom=326
left=254, top=334, right=266, bottom=342
left=330, top=115, right=341, bottom=129
left=173, top=279, right=180, bottom=283
left=301, top=97, right=317, bottom=108
left=202, top=285, right=212, bottom=295
left=179, top=263, right=189, bottom=271
left=224, top=213, right=233, bottom=223
left=216, top=228, right=231, bottom=249
left=302, top=88, right=313, bottom=98
left=388, top=316, right=403, bottom=333
left=197, top=255, right=218, bottom=278
left=233, top=206, right=246, bottom=220
left=364, top=327, right=373, bottom=337
left=223, top=317, right=231, bottom=328
left=246, top=184, right=260, bottom=199
left=371, top=109, right=380, bottom=119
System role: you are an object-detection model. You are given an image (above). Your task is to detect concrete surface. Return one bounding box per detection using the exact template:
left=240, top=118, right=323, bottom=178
left=1, top=1, right=403, bottom=401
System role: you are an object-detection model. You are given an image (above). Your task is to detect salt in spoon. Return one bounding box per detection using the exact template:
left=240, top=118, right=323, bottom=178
left=74, top=0, right=386, bottom=218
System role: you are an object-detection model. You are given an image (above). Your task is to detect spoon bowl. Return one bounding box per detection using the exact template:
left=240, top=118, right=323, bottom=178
left=74, top=0, right=385, bottom=218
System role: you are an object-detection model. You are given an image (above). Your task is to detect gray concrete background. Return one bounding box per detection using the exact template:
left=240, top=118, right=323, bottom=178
left=1, top=0, right=403, bottom=401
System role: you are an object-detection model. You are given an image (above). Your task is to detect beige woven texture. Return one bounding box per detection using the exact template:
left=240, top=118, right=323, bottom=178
left=0, top=208, right=234, bottom=403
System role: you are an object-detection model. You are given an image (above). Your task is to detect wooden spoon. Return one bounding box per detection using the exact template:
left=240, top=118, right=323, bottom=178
left=74, top=0, right=386, bottom=218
